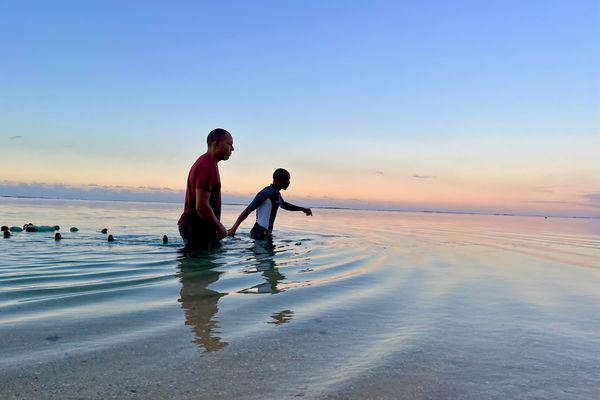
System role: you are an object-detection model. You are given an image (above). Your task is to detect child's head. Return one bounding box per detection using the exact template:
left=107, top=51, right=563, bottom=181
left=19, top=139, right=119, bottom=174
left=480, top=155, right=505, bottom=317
left=273, top=168, right=291, bottom=190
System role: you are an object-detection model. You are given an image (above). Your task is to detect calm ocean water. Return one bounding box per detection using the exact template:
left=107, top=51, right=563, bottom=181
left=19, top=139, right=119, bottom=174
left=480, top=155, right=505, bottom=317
left=1, top=197, right=599, bottom=399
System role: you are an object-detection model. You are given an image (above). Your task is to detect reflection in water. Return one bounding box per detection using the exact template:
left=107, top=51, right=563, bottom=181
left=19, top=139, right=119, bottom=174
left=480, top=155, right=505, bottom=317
left=177, top=253, right=228, bottom=352
left=5, top=198, right=599, bottom=399
left=239, top=238, right=287, bottom=294
left=269, top=309, right=294, bottom=325
left=176, top=238, right=296, bottom=352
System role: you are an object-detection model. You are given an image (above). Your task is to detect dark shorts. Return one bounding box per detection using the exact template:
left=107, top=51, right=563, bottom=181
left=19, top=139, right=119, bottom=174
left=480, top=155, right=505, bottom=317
left=178, top=225, right=221, bottom=251
left=250, top=224, right=271, bottom=240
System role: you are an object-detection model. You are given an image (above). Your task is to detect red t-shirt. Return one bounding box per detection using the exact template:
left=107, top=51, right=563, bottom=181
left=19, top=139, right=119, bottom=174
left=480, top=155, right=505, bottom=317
left=178, top=153, right=221, bottom=231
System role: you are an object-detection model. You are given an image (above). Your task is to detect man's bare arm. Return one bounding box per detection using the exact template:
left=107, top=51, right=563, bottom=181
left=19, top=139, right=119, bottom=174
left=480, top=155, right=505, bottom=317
left=195, top=189, right=228, bottom=238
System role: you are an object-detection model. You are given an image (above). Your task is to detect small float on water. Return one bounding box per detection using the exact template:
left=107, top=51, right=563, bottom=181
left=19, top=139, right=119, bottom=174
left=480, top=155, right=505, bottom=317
left=23, top=224, right=59, bottom=232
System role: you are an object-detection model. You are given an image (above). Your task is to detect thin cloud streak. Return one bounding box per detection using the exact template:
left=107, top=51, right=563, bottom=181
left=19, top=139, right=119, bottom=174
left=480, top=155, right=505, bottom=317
left=528, top=193, right=600, bottom=209
left=534, top=186, right=555, bottom=193
left=583, top=193, right=600, bottom=208
left=0, top=181, right=185, bottom=203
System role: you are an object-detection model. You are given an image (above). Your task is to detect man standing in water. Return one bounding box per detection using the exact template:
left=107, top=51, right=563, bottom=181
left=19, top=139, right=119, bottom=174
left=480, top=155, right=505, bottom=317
left=227, top=168, right=312, bottom=239
left=178, top=128, right=234, bottom=250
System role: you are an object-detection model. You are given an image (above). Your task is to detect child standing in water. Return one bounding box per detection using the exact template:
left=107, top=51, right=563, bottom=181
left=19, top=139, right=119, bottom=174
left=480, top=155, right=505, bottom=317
left=228, top=168, right=312, bottom=239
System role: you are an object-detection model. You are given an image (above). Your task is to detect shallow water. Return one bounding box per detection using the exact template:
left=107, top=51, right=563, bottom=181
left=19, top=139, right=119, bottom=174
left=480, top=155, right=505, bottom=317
left=1, top=197, right=599, bottom=399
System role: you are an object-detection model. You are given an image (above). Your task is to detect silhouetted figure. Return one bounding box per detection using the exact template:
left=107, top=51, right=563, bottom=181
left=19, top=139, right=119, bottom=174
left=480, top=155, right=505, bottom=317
left=162, top=235, right=168, bottom=243
left=101, top=228, right=108, bottom=234
left=107, top=234, right=114, bottom=242
left=54, top=232, right=62, bottom=241
left=178, top=128, right=234, bottom=251
left=228, top=168, right=312, bottom=239
left=3, top=231, right=10, bottom=238
left=1, top=226, right=8, bottom=232
left=70, top=227, right=79, bottom=232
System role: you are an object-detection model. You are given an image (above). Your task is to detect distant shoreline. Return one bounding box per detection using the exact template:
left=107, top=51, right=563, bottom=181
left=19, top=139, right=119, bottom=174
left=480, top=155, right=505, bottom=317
left=2, top=194, right=598, bottom=220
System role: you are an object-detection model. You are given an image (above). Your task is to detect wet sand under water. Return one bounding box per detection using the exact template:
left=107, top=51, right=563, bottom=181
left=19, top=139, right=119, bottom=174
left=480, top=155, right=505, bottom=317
left=1, top=198, right=599, bottom=399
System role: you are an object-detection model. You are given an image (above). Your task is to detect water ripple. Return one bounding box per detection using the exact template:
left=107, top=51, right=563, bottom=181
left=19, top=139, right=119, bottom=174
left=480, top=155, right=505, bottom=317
left=2, top=203, right=600, bottom=400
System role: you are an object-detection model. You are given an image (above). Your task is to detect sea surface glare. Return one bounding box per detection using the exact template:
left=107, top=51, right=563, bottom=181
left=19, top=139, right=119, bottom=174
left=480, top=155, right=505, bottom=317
left=1, top=198, right=599, bottom=399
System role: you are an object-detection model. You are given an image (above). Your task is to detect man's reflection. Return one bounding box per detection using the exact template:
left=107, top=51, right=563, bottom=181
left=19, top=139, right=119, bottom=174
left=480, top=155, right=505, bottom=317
left=177, top=253, right=228, bottom=352
left=239, top=238, right=286, bottom=294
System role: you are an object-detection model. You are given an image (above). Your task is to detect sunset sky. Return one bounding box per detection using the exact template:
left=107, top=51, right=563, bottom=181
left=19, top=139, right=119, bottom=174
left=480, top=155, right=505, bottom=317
left=1, top=1, right=599, bottom=217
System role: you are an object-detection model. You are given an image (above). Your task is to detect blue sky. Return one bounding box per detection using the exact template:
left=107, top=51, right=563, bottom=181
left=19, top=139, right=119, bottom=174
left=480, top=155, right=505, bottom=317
left=1, top=1, right=599, bottom=216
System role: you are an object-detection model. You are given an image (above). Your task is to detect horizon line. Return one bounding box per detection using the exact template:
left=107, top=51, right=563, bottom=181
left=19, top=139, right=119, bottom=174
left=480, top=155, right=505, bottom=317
left=2, top=195, right=599, bottom=221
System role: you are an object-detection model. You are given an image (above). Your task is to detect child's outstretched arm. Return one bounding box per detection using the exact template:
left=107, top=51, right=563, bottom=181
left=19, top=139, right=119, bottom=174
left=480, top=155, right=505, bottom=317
left=228, top=207, right=253, bottom=236
left=281, top=201, right=312, bottom=216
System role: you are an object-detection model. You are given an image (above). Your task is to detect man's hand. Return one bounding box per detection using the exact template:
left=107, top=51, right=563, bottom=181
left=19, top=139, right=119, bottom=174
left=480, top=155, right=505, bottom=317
left=303, top=208, right=312, bottom=216
left=227, top=227, right=237, bottom=237
left=216, top=223, right=228, bottom=239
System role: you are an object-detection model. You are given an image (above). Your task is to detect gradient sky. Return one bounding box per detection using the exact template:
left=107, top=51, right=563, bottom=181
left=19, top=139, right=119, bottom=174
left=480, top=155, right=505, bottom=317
left=1, top=1, right=599, bottom=217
